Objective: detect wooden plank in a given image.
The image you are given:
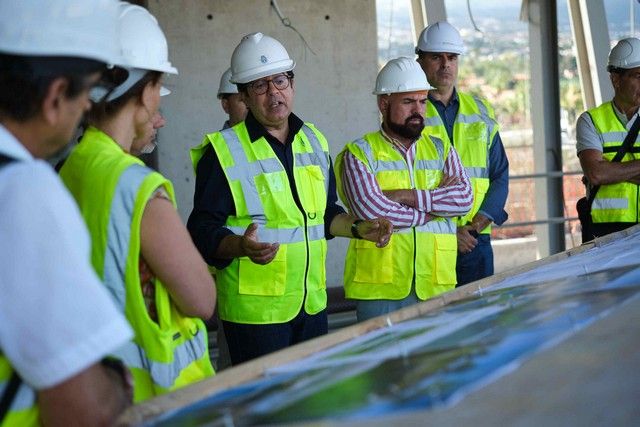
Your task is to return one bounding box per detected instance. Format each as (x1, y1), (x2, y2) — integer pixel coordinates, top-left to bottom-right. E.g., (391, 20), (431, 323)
(117, 224), (640, 426)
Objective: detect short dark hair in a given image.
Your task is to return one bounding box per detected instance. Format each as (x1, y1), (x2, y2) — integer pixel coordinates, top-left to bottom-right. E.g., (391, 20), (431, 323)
(87, 71), (162, 124)
(237, 71), (294, 93)
(608, 66), (629, 75)
(0, 54), (105, 122)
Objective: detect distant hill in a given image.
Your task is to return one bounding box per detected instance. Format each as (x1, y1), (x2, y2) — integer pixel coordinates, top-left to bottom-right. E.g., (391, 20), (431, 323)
(378, 0), (637, 39)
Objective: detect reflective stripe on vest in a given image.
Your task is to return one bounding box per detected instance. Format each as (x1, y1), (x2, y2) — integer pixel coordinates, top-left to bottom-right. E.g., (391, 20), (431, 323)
(104, 164), (148, 308)
(425, 92), (495, 231)
(592, 198), (628, 210)
(587, 102), (640, 224)
(336, 131), (457, 301)
(225, 223), (325, 243)
(115, 328), (207, 389)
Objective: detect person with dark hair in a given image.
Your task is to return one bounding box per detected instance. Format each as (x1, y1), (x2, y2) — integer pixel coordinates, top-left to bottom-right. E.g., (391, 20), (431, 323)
(0, 1), (134, 425)
(217, 67), (248, 129)
(59, 3), (215, 402)
(188, 32), (392, 365)
(416, 21), (509, 287)
(335, 58), (472, 322)
(577, 37), (640, 239)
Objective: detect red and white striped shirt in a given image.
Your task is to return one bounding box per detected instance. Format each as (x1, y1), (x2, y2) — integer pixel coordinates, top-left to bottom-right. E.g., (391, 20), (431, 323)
(341, 129), (472, 229)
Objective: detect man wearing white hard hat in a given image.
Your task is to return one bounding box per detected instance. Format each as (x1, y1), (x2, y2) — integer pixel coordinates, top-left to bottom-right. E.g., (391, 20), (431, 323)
(335, 57), (472, 322)
(217, 67), (248, 129)
(0, 0), (134, 424)
(576, 37), (640, 240)
(416, 21), (509, 287)
(188, 32), (392, 365)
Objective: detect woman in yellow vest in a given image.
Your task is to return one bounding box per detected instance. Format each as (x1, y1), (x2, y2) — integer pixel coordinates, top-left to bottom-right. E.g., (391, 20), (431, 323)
(59, 3), (215, 402)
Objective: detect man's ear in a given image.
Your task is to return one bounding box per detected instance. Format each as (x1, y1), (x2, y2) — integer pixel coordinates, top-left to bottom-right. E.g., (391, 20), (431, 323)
(610, 72), (620, 91)
(41, 77), (69, 125)
(239, 90), (251, 107)
(377, 95), (389, 116)
(140, 80), (158, 109)
(221, 98), (230, 114)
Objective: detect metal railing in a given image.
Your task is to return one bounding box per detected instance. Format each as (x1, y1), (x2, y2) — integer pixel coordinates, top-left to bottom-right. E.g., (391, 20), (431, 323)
(498, 170), (582, 228)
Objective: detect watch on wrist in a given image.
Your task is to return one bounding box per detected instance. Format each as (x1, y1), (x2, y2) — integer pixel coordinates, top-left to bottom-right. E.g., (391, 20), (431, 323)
(351, 219), (364, 239)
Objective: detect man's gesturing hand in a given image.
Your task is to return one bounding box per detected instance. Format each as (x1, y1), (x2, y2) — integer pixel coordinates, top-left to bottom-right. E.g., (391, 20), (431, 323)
(241, 223), (280, 264)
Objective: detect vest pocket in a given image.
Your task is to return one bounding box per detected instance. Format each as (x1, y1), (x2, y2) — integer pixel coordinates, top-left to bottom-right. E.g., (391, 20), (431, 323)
(297, 165), (327, 215)
(238, 246), (287, 296)
(353, 239), (393, 284)
(435, 234), (457, 286)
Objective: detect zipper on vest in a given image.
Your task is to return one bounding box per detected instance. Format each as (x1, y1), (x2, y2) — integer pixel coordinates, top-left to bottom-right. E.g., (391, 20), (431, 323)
(412, 227), (417, 292)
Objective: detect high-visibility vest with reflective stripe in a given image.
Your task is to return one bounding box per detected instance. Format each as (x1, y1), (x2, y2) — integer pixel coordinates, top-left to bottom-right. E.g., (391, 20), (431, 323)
(425, 91), (498, 232)
(334, 131), (458, 300)
(0, 356), (38, 426)
(60, 127), (213, 402)
(587, 102), (640, 224)
(191, 122), (329, 324)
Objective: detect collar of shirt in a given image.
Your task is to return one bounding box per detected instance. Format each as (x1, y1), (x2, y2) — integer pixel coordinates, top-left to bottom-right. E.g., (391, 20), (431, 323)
(611, 100), (639, 129)
(244, 110), (304, 146)
(0, 124), (33, 161)
(428, 87), (459, 109)
(379, 125), (413, 155)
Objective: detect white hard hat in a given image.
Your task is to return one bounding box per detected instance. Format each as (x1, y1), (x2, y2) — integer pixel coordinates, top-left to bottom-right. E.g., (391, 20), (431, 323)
(0, 0), (120, 65)
(229, 32), (295, 84)
(105, 2), (177, 101)
(374, 57), (434, 95)
(217, 68), (238, 98)
(608, 37), (640, 71)
(415, 21), (465, 55)
(116, 2), (177, 74)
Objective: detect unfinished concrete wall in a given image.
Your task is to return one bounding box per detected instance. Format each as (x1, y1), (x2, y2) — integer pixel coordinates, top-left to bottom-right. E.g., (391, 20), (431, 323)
(148, 0), (378, 286)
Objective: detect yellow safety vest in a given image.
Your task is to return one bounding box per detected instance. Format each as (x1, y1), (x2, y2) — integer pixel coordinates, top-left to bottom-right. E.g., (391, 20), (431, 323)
(587, 102), (640, 224)
(191, 122), (330, 324)
(0, 357), (38, 427)
(60, 127), (213, 402)
(334, 131), (458, 300)
(425, 91), (498, 233)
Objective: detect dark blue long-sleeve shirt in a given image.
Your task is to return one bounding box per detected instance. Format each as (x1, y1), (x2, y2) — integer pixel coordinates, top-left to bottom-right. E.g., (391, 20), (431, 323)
(428, 89), (509, 225)
(187, 111), (345, 269)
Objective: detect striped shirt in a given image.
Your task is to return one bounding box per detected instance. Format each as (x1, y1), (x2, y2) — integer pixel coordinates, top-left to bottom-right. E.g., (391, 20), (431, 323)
(341, 129), (473, 229)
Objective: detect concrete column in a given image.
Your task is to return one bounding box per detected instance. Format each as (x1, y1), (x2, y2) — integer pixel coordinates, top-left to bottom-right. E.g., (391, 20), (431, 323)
(567, 0), (612, 110)
(527, 0), (566, 257)
(423, 0), (447, 25)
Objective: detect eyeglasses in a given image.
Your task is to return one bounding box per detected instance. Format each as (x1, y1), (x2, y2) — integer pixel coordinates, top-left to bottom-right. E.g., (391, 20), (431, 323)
(248, 74), (291, 95)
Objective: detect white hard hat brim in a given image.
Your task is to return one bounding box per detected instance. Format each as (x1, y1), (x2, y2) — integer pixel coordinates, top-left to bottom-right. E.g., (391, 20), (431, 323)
(229, 60), (295, 84)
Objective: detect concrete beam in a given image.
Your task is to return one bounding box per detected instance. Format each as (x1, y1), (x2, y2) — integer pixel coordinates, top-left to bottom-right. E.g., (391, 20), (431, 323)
(423, 0), (447, 25)
(410, 0), (427, 44)
(567, 0), (612, 110)
(527, 0), (566, 257)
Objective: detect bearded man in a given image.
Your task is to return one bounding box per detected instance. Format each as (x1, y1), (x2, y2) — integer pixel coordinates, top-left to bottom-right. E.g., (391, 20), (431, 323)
(335, 57), (472, 322)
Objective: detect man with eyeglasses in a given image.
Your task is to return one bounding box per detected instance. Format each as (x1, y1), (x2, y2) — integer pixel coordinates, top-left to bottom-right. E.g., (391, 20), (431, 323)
(0, 1), (134, 425)
(188, 32), (392, 365)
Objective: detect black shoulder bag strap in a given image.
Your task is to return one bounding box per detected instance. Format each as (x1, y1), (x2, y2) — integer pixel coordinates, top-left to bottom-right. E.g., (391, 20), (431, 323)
(0, 153), (17, 168)
(0, 370), (22, 421)
(587, 114), (640, 207)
